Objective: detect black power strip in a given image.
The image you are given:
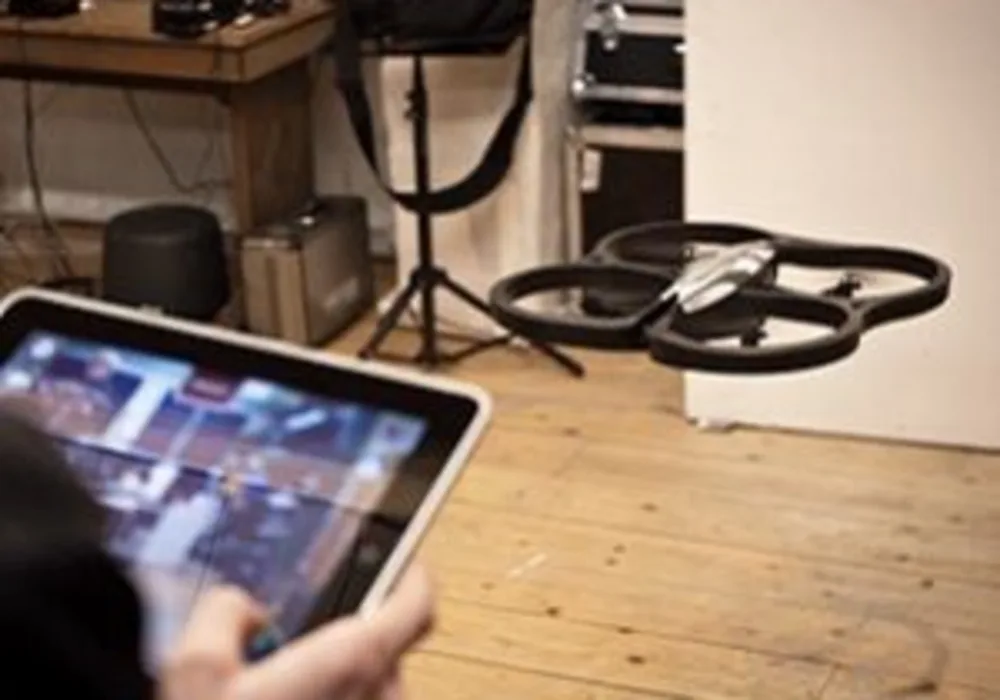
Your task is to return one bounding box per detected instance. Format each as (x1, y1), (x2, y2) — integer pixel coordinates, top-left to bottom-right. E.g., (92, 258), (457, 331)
(151, 0), (290, 40)
(4, 0), (80, 18)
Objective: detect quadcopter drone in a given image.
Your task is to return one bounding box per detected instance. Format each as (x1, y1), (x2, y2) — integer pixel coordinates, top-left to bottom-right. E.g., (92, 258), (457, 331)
(488, 222), (951, 374)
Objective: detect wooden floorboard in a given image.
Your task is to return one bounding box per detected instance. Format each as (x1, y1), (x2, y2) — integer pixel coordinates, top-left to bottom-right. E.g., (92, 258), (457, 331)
(327, 309), (1000, 699)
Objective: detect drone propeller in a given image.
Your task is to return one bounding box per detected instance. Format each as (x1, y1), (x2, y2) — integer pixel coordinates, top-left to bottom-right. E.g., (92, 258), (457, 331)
(774, 264), (928, 301)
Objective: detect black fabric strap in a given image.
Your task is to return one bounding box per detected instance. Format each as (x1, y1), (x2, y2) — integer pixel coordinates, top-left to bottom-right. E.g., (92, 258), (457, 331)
(333, 5), (533, 215)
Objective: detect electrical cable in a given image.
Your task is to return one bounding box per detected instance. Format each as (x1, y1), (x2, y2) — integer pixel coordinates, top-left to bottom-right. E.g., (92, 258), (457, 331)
(121, 27), (231, 200)
(17, 21), (74, 282)
(0, 220), (39, 282)
(0, 245), (12, 292)
(121, 91), (231, 198)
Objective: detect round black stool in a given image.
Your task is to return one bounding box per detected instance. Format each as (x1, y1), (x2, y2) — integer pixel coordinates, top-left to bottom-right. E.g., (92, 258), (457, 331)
(102, 204), (230, 321)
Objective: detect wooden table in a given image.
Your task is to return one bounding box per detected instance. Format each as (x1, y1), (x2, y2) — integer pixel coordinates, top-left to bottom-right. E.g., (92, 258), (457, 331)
(0, 0), (336, 233)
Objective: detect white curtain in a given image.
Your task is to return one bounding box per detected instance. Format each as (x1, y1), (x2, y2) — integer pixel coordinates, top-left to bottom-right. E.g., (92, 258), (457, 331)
(376, 2), (578, 334)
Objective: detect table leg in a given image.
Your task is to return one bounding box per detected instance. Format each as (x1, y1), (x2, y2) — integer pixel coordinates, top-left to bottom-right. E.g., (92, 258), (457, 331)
(226, 58), (315, 233)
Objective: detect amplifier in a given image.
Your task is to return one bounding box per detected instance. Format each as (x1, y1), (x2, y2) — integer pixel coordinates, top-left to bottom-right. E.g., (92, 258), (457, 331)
(240, 198), (375, 347)
(572, 1), (685, 126)
(565, 124), (684, 256)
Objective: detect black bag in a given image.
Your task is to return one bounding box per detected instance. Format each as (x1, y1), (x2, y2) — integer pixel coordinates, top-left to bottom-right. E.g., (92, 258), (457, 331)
(345, 0), (531, 44)
(333, 0), (535, 214)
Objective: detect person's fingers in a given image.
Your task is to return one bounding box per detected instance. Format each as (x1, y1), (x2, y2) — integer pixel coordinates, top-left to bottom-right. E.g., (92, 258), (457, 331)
(378, 665), (405, 700)
(232, 566), (434, 700)
(165, 585), (267, 679)
(360, 564), (436, 655)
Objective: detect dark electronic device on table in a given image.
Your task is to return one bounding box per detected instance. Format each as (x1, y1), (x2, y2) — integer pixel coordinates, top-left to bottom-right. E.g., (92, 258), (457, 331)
(151, 0), (243, 38)
(490, 222), (951, 374)
(2, 0), (80, 17)
(0, 288), (490, 668)
(2, 0), (79, 18)
(151, 0), (289, 39)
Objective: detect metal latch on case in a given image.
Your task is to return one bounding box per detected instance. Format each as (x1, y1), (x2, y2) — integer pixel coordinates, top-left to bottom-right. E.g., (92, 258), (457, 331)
(595, 0), (628, 50)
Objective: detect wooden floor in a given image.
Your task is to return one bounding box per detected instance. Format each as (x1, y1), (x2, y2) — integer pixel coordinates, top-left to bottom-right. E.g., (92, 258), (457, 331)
(14, 222), (997, 698)
(330, 315), (1000, 700)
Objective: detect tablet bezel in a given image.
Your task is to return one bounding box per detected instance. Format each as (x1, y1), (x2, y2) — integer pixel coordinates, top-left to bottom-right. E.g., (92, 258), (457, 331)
(0, 287), (491, 636)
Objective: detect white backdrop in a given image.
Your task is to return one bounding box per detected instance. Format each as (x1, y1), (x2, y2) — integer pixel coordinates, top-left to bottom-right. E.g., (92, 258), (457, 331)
(377, 1), (577, 334)
(685, 0), (1000, 450)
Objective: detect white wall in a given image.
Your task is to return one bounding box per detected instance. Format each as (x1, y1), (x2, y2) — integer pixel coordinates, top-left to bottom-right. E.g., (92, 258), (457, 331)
(685, 0), (1000, 449)
(0, 56), (396, 253)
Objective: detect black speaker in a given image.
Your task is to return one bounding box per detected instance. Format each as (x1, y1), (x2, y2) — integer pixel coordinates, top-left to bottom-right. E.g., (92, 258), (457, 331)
(102, 204), (230, 321)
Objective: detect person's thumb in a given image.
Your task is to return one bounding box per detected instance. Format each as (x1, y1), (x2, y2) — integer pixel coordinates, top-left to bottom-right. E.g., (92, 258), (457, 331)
(163, 586), (267, 684)
(231, 567), (435, 700)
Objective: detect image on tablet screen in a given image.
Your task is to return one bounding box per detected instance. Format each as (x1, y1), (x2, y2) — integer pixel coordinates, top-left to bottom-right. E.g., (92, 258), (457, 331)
(0, 331), (428, 664)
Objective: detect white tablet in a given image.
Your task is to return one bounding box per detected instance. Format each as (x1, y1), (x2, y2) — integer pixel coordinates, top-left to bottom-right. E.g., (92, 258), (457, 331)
(0, 288), (491, 665)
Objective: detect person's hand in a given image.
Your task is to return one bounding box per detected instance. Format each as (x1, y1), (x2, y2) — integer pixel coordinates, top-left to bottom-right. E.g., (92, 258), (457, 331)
(159, 565), (435, 700)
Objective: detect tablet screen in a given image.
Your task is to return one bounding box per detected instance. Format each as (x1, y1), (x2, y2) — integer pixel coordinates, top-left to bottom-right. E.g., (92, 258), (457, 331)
(0, 320), (466, 666)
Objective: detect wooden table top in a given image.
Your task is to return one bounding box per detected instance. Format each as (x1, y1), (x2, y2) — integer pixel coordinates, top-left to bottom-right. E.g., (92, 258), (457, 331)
(0, 0), (336, 84)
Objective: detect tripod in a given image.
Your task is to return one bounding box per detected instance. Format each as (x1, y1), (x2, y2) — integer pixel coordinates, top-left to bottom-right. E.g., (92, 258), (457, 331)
(359, 55), (584, 377)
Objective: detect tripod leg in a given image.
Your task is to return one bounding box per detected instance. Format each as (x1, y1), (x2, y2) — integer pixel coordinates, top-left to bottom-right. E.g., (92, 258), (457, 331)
(438, 274), (586, 378)
(359, 277), (421, 359)
(410, 55), (439, 367)
(415, 247), (438, 366)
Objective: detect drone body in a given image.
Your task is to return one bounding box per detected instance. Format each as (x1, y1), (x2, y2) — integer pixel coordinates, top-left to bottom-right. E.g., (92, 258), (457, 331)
(489, 222), (951, 374)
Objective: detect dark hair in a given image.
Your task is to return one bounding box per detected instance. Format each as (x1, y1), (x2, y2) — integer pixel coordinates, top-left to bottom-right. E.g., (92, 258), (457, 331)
(0, 408), (152, 699)
(0, 408), (105, 559)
